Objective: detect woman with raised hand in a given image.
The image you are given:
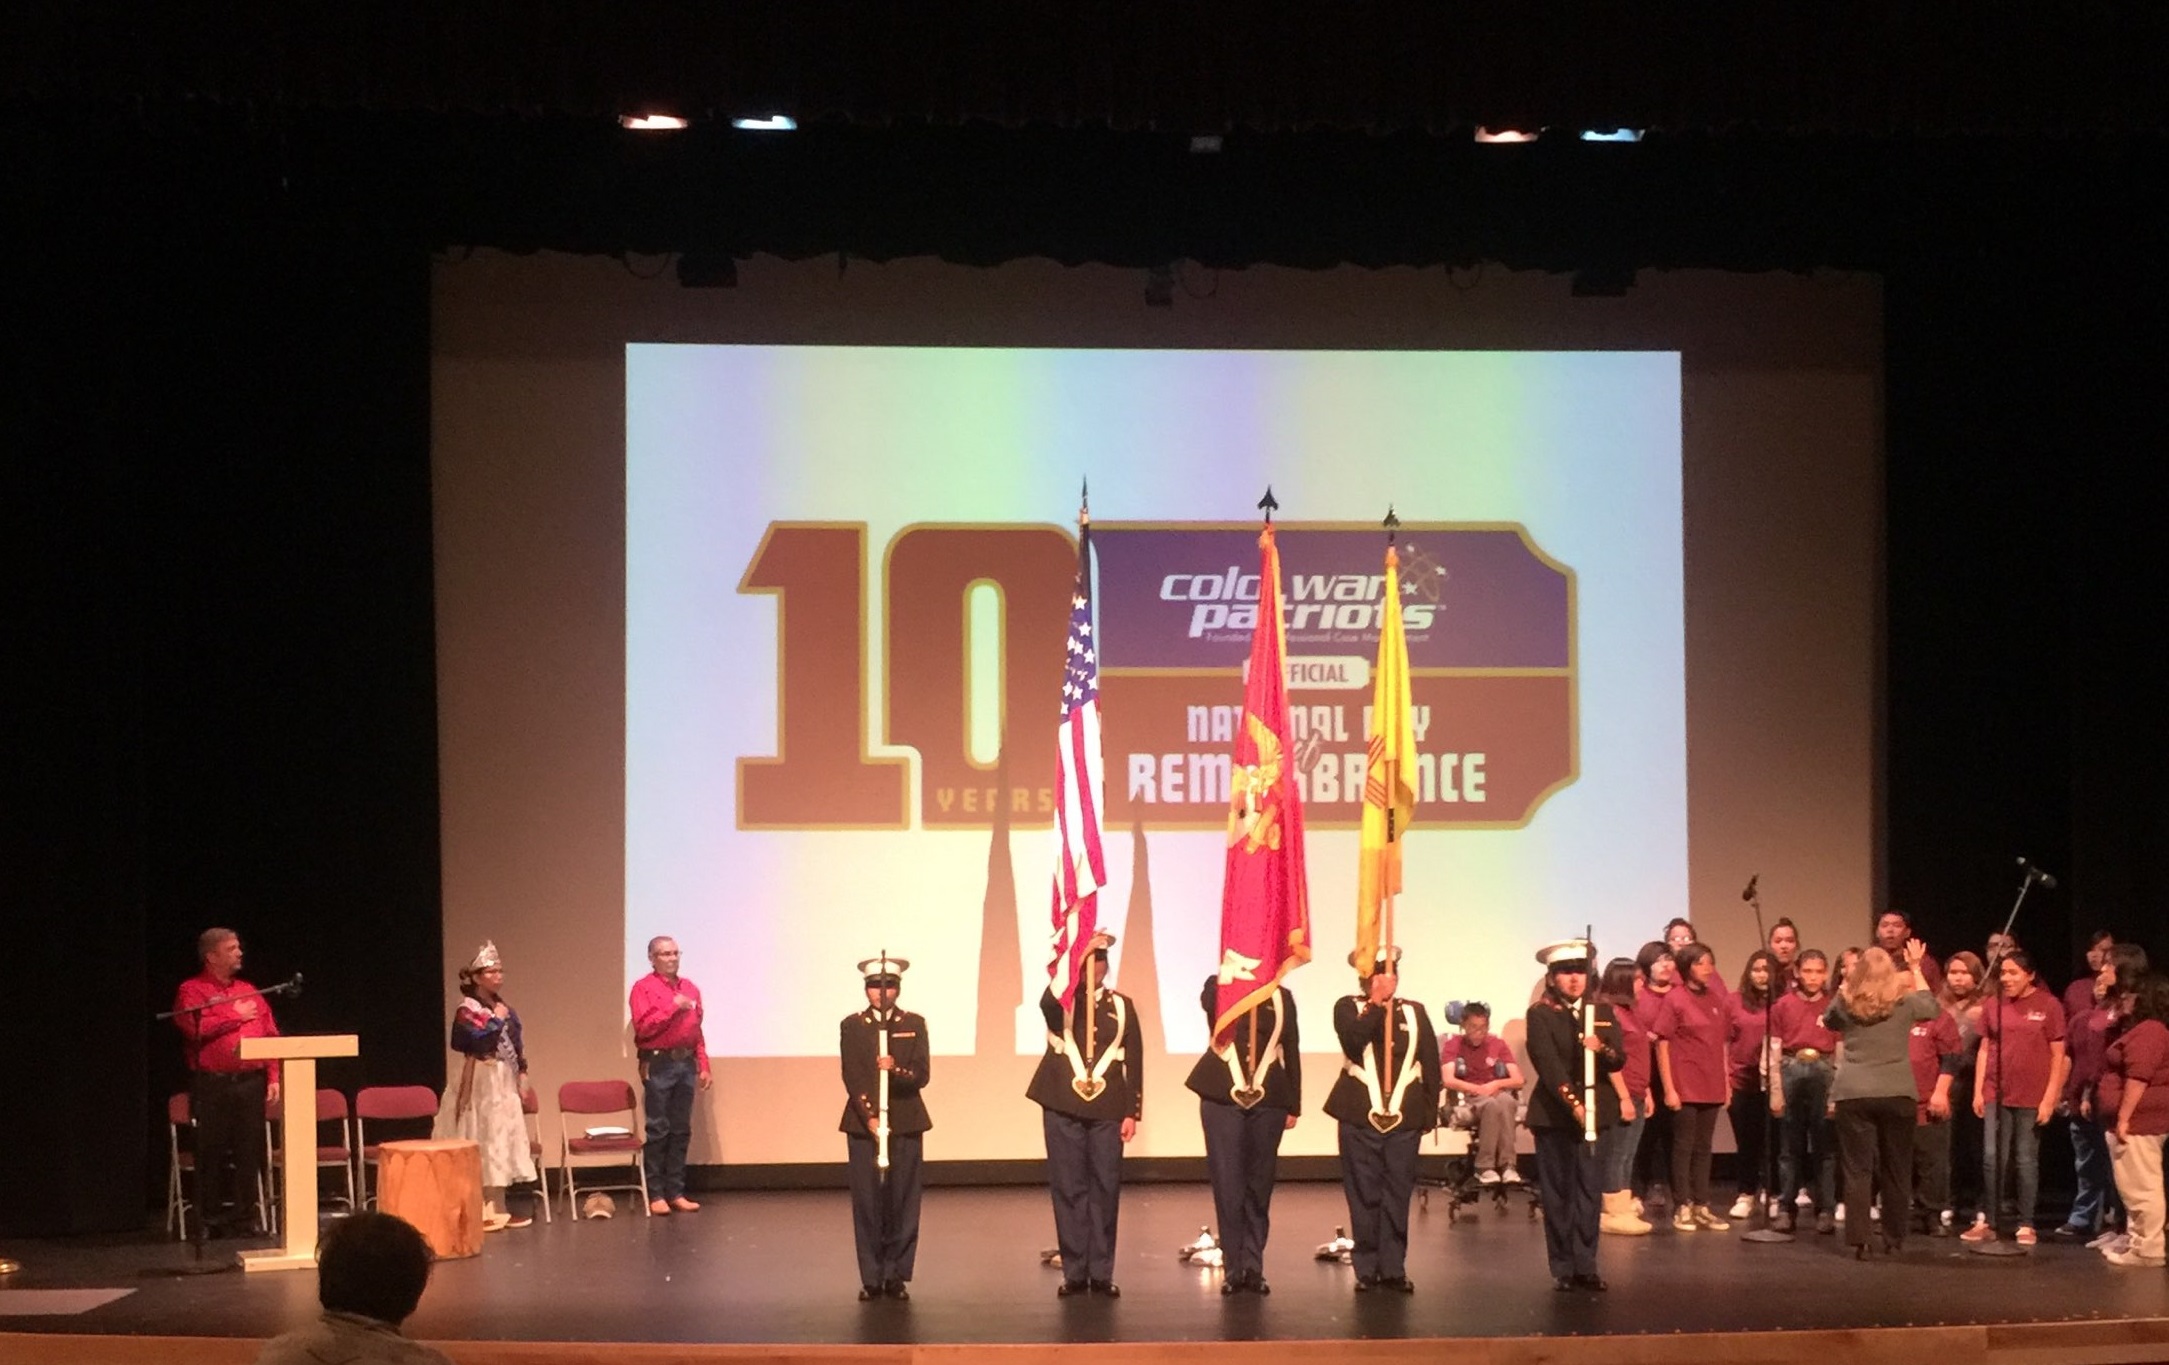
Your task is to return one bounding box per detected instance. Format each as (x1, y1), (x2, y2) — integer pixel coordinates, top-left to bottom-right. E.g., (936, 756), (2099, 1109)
(1960, 949), (2068, 1247)
(1654, 943), (1734, 1231)
(1825, 940), (1938, 1258)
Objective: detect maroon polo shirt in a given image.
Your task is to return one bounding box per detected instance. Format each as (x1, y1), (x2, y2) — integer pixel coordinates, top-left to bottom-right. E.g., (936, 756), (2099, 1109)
(2064, 1007), (2112, 1108)
(1728, 1006), (1772, 1091)
(1614, 998), (1652, 1101)
(1907, 1009), (1962, 1122)
(1771, 989), (1841, 1055)
(1440, 1033), (1515, 1086)
(2099, 1019), (2169, 1137)
(1655, 984), (1734, 1105)
(1978, 985), (2066, 1108)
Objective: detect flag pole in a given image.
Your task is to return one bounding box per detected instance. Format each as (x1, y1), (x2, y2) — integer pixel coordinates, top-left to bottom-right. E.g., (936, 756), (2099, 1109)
(1246, 485), (1280, 1073)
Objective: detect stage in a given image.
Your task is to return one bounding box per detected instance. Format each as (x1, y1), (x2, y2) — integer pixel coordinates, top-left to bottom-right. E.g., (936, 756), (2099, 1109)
(4, 1183), (2167, 1364)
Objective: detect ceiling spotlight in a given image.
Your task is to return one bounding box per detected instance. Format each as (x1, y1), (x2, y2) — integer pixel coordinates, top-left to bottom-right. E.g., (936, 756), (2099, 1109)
(1473, 128), (1539, 144)
(1579, 129), (1645, 143)
(619, 113), (689, 131)
(731, 115), (798, 131)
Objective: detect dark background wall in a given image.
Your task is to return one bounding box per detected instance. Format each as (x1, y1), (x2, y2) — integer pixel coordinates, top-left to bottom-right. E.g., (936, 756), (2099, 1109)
(4, 106), (2164, 1234)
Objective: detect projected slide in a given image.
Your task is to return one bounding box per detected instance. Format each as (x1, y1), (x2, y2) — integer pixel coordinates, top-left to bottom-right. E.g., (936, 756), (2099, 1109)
(626, 346), (1684, 1060)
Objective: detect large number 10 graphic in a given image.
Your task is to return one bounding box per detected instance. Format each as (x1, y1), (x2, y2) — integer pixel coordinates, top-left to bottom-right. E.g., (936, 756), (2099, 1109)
(735, 523), (1078, 830)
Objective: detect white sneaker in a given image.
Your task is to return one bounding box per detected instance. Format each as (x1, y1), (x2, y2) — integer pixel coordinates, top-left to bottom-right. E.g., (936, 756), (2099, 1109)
(1728, 1195), (1755, 1221)
(1477, 1168), (1501, 1185)
(2104, 1247), (2167, 1268)
(1502, 1167), (1523, 1184)
(1835, 1205), (1847, 1224)
(1795, 1190), (1814, 1209)
(2100, 1234), (2133, 1257)
(2087, 1229), (2120, 1250)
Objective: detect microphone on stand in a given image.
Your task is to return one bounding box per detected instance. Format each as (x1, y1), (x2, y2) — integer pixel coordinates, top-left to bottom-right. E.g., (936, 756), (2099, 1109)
(1741, 874), (1759, 903)
(2016, 857), (2059, 890)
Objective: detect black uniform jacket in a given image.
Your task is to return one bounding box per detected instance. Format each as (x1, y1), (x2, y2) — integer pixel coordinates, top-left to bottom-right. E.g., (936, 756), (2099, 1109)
(1185, 975), (1302, 1113)
(838, 1008), (932, 1136)
(1523, 995), (1624, 1132)
(1026, 986), (1144, 1122)
(1323, 995), (1442, 1131)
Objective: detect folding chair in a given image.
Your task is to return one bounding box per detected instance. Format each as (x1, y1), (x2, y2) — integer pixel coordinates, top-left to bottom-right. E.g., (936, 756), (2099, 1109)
(165, 1091), (269, 1241)
(354, 1084), (440, 1206)
(521, 1083), (553, 1223)
(558, 1079), (648, 1219)
(265, 1087), (358, 1224)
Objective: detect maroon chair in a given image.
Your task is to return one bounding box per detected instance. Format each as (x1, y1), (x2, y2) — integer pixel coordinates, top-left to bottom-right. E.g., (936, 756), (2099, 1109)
(558, 1079), (649, 1219)
(165, 1091), (268, 1241)
(265, 1087), (358, 1221)
(354, 1084), (440, 1206)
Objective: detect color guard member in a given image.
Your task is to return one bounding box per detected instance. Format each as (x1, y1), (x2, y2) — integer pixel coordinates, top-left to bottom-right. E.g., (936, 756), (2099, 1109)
(1325, 946), (1441, 1293)
(1028, 930), (1143, 1298)
(1187, 973), (1301, 1294)
(840, 953), (930, 1301)
(1526, 939), (1625, 1291)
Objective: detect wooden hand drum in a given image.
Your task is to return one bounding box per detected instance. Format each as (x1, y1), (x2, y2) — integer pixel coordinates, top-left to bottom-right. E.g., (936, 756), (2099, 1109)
(378, 1138), (484, 1259)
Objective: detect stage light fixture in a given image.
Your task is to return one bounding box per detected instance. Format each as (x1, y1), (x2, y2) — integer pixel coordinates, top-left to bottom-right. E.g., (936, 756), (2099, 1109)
(731, 115), (798, 131)
(1474, 128), (1539, 144)
(1144, 264), (1176, 308)
(619, 113), (690, 131)
(676, 253), (739, 289)
(1580, 129), (1646, 143)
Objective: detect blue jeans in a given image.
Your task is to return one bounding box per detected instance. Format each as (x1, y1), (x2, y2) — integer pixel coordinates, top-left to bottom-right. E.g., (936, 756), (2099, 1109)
(1983, 1104), (2042, 1230)
(642, 1055), (699, 1200)
(1597, 1103), (1647, 1192)
(1779, 1059), (1837, 1213)
(2067, 1113), (2122, 1231)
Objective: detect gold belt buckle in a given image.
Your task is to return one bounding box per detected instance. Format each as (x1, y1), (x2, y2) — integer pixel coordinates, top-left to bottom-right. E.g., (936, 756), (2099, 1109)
(1793, 1048), (1822, 1063)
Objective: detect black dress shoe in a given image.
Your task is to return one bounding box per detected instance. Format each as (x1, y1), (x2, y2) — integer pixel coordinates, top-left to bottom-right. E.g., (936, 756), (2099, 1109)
(2047, 1224), (2088, 1244)
(1354, 1275), (1378, 1292)
(1057, 1281), (1088, 1297)
(1253, 1276), (1270, 1296)
(1222, 1279), (1242, 1296)
(1554, 1276), (1577, 1292)
(1090, 1279), (1120, 1297)
(884, 1280), (910, 1301)
(1387, 1276), (1414, 1293)
(1573, 1273), (1609, 1292)
(859, 1285), (880, 1301)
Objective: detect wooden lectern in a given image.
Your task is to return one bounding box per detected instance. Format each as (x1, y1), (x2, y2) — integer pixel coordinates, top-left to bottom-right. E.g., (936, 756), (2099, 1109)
(238, 1033), (361, 1272)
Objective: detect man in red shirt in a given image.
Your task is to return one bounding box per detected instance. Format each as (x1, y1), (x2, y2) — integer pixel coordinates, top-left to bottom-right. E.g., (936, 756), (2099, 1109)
(1876, 911), (1943, 995)
(1439, 1002), (1524, 1183)
(630, 935), (711, 1215)
(172, 927), (282, 1236)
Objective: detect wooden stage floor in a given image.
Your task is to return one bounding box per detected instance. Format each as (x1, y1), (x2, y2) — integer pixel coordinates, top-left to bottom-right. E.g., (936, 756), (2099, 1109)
(4, 1183), (2166, 1363)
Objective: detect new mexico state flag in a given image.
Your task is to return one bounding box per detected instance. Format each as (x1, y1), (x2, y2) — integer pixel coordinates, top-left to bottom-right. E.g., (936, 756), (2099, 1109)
(1355, 541), (1418, 975)
(1211, 524), (1312, 1044)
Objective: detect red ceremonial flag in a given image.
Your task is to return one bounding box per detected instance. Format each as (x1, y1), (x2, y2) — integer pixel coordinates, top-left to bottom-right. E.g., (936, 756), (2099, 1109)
(1047, 517), (1106, 1011)
(1212, 522), (1312, 1044)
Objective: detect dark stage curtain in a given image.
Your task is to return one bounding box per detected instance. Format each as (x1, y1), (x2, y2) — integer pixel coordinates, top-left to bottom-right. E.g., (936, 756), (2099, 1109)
(4, 2), (2168, 136)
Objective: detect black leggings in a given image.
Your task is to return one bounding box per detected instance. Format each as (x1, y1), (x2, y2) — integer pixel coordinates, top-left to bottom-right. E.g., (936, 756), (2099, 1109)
(1728, 1089), (1774, 1196)
(1671, 1102), (1723, 1207)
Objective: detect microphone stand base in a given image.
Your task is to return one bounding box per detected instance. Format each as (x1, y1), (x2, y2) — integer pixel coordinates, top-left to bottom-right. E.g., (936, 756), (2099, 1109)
(0, 1257), (21, 1275)
(1740, 1229), (1795, 1244)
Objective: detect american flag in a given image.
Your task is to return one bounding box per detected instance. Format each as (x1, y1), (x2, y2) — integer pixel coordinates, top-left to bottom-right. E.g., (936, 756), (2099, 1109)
(1048, 523), (1106, 1011)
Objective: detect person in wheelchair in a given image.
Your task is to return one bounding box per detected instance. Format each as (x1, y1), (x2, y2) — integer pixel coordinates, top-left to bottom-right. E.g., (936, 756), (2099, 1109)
(1439, 1002), (1525, 1184)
